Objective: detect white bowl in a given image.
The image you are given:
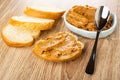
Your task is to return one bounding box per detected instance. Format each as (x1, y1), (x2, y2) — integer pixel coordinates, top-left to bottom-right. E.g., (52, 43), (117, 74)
(64, 12), (117, 39)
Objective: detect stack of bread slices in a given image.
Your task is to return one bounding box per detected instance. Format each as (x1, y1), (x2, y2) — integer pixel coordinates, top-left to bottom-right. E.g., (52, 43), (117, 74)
(1, 5), (65, 47)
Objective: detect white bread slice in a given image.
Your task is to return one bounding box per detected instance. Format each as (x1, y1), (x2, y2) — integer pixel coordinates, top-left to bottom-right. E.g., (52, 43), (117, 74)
(24, 5), (65, 19)
(9, 16), (55, 30)
(1, 24), (40, 47)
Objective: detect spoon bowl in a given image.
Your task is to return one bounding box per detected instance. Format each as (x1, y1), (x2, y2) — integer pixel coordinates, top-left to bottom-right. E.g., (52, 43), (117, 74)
(95, 6), (110, 30)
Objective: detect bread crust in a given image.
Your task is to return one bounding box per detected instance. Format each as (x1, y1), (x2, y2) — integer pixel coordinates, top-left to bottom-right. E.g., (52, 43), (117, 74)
(24, 6), (65, 20)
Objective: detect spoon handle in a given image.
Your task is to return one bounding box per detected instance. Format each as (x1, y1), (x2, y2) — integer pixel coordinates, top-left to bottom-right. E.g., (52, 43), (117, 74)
(85, 31), (100, 74)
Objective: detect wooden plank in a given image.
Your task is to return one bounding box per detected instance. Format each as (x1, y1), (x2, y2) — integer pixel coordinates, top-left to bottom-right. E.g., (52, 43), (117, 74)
(0, 0), (120, 80)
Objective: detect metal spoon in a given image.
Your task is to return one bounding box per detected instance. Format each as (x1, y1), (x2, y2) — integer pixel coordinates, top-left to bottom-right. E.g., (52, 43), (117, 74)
(85, 6), (110, 74)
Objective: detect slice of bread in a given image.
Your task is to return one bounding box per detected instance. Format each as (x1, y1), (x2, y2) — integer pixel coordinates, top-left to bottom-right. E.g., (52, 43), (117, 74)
(1, 24), (40, 47)
(34, 32), (84, 62)
(9, 16), (55, 30)
(29, 30), (40, 39)
(24, 5), (65, 20)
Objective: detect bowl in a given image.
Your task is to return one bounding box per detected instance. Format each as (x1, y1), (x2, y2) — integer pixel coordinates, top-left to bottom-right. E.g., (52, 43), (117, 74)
(64, 12), (117, 39)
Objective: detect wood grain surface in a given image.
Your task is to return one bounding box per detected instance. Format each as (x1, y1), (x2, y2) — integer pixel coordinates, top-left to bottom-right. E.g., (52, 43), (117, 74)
(0, 0), (120, 80)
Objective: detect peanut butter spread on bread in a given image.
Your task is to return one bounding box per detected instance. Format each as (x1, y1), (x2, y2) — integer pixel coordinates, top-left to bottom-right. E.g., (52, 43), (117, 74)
(34, 32), (84, 62)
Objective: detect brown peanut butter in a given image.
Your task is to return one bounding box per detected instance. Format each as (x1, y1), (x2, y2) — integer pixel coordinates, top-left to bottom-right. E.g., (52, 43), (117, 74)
(36, 32), (83, 58)
(66, 5), (113, 31)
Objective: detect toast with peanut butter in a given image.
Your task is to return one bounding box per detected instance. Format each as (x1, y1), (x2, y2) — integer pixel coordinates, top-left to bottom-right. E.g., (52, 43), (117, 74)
(34, 32), (84, 62)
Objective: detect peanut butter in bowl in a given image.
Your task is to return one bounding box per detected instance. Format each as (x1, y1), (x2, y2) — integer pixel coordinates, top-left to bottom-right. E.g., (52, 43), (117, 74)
(34, 32), (84, 62)
(66, 5), (113, 31)
(64, 5), (117, 38)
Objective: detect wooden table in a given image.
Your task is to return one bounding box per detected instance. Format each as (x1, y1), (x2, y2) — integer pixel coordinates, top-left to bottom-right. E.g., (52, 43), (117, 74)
(0, 0), (120, 80)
